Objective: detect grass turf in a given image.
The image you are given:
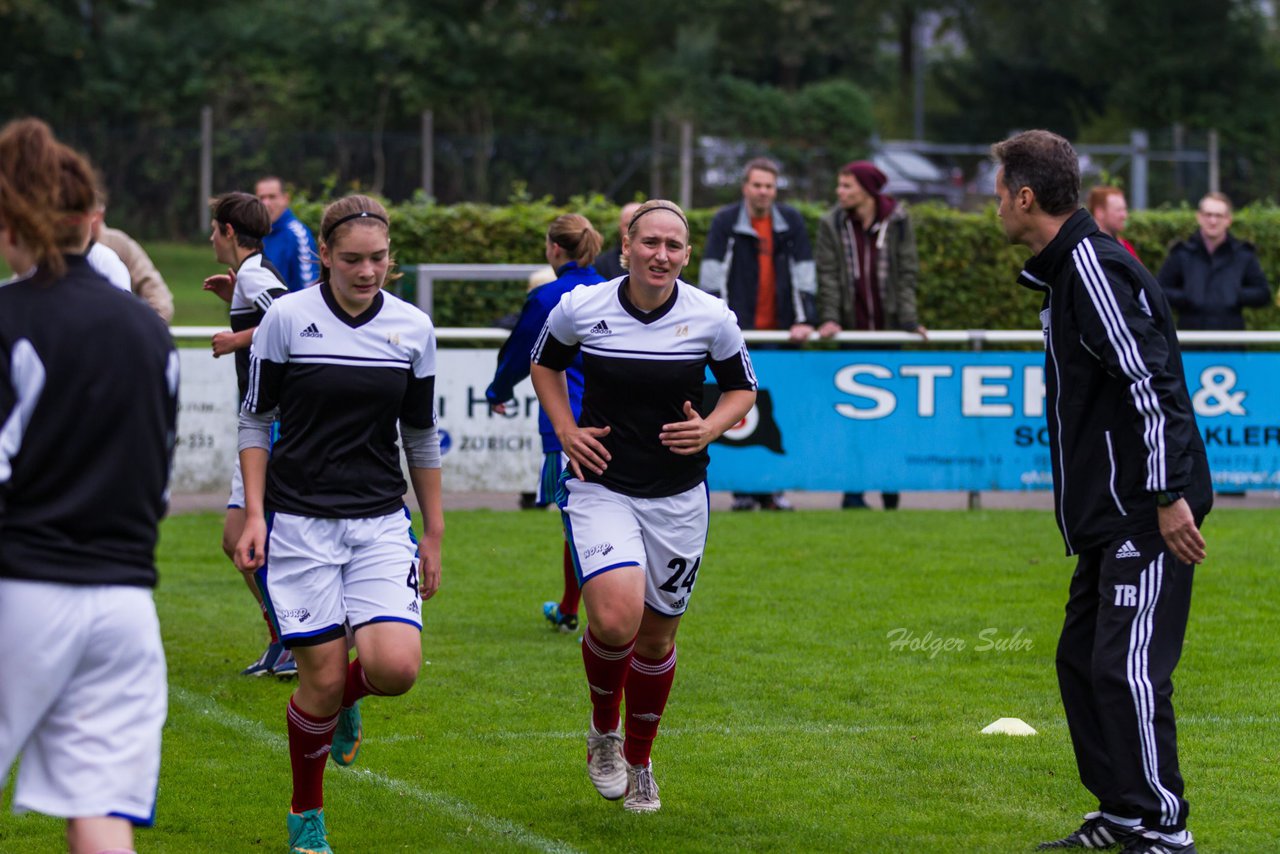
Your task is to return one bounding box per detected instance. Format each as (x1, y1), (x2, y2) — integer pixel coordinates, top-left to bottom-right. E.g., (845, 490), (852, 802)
(1, 508), (1276, 852)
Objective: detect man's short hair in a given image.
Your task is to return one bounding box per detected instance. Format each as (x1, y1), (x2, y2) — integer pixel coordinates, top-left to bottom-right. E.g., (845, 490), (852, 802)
(1087, 185), (1122, 215)
(1199, 191), (1233, 213)
(990, 130), (1080, 217)
(256, 175), (285, 192)
(742, 157), (780, 182)
(210, 191), (270, 249)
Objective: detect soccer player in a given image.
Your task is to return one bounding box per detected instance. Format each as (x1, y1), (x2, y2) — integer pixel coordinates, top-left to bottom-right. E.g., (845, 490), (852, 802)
(991, 130), (1210, 854)
(531, 200), (757, 813)
(485, 213), (606, 633)
(0, 117), (178, 854)
(234, 194), (443, 854)
(202, 191), (293, 677)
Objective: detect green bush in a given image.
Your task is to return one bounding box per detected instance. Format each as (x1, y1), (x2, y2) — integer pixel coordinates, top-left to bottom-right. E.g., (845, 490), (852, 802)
(294, 198), (1280, 330)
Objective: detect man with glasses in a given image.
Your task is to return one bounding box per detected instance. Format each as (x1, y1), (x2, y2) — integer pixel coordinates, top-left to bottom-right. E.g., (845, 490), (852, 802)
(1156, 192), (1271, 330)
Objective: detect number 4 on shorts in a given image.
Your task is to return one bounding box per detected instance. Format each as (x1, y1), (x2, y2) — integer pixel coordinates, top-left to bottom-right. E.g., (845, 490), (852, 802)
(659, 557), (700, 594)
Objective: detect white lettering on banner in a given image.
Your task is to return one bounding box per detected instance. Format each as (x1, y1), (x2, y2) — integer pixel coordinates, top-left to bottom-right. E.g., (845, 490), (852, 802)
(962, 366), (1014, 417)
(833, 363), (1047, 420)
(833, 364), (896, 419)
(899, 365), (952, 416)
(1192, 366), (1246, 417)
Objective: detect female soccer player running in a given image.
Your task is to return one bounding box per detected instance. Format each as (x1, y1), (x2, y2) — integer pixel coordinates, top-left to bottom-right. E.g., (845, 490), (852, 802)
(531, 200), (757, 812)
(485, 213), (606, 633)
(0, 118), (178, 854)
(235, 195), (443, 853)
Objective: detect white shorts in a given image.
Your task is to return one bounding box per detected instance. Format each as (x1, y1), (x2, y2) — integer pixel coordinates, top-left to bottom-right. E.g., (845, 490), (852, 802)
(227, 455), (244, 509)
(260, 508), (422, 647)
(0, 579), (167, 824)
(557, 478), (709, 616)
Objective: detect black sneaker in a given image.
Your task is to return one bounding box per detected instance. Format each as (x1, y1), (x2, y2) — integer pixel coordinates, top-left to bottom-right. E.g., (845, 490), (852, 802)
(1118, 832), (1197, 854)
(1037, 812), (1143, 849)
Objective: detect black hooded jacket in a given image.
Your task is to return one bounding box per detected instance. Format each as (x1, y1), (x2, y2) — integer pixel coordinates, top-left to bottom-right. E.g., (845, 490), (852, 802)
(1018, 210), (1212, 555)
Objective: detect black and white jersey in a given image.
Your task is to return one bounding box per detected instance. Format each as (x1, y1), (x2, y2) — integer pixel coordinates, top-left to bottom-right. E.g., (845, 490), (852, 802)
(0, 255), (179, 587)
(230, 253), (288, 403)
(533, 278), (756, 498)
(243, 282), (437, 519)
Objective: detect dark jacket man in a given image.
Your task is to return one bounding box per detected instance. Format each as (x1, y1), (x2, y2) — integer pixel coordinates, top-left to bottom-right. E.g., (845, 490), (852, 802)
(1019, 208), (1213, 554)
(1156, 232), (1271, 330)
(699, 201), (816, 330)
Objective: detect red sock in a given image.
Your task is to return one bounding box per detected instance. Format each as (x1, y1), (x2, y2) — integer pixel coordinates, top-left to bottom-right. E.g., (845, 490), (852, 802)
(287, 697), (338, 813)
(260, 601), (279, 643)
(558, 541), (581, 616)
(623, 646), (677, 766)
(582, 628), (635, 734)
(341, 658), (387, 710)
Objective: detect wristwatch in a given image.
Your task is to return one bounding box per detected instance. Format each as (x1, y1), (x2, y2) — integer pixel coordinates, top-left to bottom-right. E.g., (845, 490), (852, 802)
(1154, 490), (1184, 507)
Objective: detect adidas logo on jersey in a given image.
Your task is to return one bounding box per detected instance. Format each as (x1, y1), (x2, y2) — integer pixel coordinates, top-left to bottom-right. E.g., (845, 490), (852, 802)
(300, 323), (323, 338)
(590, 320), (612, 335)
(1115, 540), (1141, 559)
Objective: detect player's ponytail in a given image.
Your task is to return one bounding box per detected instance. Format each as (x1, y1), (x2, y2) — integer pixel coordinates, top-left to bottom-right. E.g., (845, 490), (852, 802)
(0, 118), (97, 278)
(547, 214), (603, 268)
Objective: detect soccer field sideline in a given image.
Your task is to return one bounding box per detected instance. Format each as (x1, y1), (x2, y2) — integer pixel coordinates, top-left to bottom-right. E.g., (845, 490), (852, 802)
(4, 508), (1277, 852)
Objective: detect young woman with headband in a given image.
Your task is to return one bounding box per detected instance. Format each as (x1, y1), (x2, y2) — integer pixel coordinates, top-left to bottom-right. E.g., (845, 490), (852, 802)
(234, 194), (443, 853)
(531, 199), (757, 812)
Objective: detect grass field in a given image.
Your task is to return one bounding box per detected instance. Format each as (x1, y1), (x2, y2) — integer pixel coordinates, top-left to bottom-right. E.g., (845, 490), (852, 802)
(1, 508), (1276, 853)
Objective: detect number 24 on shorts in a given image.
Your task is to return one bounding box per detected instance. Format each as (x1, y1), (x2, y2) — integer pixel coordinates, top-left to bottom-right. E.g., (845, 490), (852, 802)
(659, 557), (700, 593)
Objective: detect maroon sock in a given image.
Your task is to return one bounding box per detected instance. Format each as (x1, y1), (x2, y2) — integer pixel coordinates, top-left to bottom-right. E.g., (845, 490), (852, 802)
(341, 658), (387, 710)
(287, 697), (338, 812)
(260, 601), (279, 644)
(582, 628), (635, 733)
(559, 541), (581, 616)
(623, 646), (677, 766)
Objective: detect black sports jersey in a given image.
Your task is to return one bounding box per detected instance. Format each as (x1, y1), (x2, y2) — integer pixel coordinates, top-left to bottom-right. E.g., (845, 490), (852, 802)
(243, 281), (437, 518)
(230, 252), (288, 402)
(533, 279), (756, 498)
(0, 255), (178, 587)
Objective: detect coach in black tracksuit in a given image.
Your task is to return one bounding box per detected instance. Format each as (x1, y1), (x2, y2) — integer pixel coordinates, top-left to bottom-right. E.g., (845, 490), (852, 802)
(992, 131), (1210, 854)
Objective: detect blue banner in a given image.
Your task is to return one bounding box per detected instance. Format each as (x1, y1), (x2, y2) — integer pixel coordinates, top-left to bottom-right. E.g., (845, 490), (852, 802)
(706, 351), (1280, 492)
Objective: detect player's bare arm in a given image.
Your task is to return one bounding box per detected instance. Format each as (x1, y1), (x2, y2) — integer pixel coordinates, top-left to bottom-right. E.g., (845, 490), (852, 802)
(531, 362), (611, 477)
(410, 466), (443, 600)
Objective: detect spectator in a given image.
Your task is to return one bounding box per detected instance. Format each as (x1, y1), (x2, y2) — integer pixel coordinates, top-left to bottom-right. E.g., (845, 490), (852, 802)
(701, 157), (816, 512)
(595, 201), (643, 280)
(1156, 191), (1271, 331)
(93, 189), (176, 322)
(256, 175), (319, 292)
(814, 160), (927, 510)
(992, 129), (1209, 854)
(1087, 185), (1141, 261)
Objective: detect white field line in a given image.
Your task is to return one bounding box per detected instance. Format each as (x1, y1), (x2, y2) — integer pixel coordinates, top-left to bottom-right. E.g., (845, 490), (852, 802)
(170, 686), (584, 854)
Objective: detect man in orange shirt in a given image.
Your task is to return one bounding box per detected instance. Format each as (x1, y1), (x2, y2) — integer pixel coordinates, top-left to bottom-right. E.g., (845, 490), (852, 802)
(701, 157), (816, 511)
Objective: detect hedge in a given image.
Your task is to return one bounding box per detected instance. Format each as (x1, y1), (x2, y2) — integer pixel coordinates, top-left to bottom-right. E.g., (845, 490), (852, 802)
(294, 197), (1280, 332)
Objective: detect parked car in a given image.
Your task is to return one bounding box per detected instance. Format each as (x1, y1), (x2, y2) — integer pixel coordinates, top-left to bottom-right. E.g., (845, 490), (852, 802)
(873, 150), (965, 207)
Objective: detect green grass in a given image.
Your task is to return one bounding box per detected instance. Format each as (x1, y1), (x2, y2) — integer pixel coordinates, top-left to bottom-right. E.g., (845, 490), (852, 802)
(1, 509), (1276, 852)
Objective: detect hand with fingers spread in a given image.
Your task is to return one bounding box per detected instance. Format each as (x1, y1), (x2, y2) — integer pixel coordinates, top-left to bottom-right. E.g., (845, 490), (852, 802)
(559, 424), (612, 478)
(660, 401), (719, 456)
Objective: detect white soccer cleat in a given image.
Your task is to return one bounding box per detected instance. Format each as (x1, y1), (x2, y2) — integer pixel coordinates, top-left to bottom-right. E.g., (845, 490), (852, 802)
(585, 723), (627, 800)
(623, 761), (661, 813)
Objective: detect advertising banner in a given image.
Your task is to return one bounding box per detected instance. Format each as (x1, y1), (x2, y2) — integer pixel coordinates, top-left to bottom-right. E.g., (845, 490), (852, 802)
(172, 348), (1279, 494)
(707, 350), (1280, 492)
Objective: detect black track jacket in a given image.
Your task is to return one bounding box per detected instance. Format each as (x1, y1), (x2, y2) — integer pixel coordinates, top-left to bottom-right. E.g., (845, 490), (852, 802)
(1018, 210), (1212, 555)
